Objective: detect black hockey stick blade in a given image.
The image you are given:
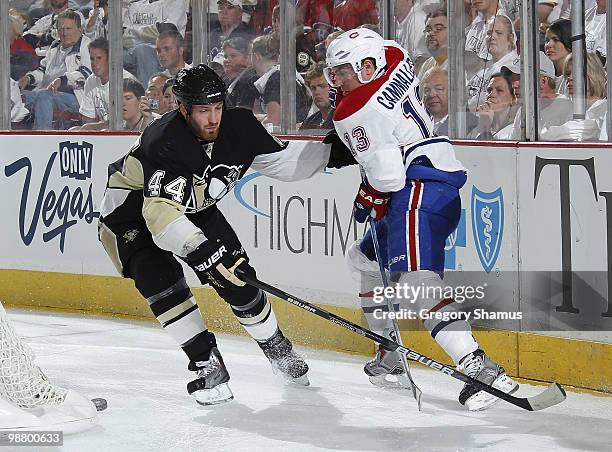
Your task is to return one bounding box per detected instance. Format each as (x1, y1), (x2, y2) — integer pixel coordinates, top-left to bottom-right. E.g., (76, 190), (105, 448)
(236, 270), (567, 412)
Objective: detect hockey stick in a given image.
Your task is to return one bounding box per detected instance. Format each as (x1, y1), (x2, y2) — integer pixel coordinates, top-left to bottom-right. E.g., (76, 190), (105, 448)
(235, 268), (567, 412)
(367, 217), (423, 409)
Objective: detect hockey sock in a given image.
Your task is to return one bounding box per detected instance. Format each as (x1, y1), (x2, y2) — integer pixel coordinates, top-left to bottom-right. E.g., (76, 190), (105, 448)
(145, 277), (216, 362)
(392, 270), (479, 364)
(231, 289), (279, 341)
(359, 271), (395, 335)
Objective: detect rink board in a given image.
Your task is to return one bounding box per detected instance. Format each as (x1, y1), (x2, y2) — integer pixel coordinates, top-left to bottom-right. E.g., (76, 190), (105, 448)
(0, 134), (611, 393)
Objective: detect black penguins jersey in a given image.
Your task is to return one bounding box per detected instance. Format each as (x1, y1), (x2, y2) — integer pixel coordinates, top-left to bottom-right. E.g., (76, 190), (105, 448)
(100, 108), (285, 232)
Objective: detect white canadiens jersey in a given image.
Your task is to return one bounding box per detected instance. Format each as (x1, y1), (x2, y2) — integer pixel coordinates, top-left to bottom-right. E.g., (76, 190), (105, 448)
(332, 41), (465, 193)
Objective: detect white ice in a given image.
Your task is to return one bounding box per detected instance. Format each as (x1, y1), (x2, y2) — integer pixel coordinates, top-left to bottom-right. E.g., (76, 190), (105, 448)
(5, 308), (612, 452)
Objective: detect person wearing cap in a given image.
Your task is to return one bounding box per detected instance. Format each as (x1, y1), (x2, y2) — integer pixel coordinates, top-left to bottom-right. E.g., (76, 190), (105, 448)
(209, 0), (254, 62)
(504, 52), (573, 140)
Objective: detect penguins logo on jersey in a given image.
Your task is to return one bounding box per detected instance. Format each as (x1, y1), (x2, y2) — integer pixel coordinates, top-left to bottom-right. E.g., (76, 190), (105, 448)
(186, 164), (245, 213)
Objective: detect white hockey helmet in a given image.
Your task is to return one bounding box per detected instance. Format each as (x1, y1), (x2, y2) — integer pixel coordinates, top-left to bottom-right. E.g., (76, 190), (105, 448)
(324, 28), (386, 87)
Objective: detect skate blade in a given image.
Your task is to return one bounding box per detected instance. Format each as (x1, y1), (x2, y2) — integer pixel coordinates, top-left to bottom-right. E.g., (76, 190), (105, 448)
(270, 366), (310, 386)
(193, 383), (234, 406)
(368, 373), (412, 391)
(466, 375), (519, 411)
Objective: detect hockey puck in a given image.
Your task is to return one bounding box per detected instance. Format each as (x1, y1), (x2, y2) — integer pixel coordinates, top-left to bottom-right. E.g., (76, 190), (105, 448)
(91, 397), (108, 411)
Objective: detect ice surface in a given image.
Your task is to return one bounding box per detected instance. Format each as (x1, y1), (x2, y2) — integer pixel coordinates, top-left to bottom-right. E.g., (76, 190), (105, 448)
(4, 308), (612, 452)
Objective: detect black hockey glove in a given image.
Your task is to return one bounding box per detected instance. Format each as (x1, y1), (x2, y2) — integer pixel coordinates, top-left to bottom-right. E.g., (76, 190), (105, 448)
(185, 239), (254, 289)
(323, 129), (358, 169)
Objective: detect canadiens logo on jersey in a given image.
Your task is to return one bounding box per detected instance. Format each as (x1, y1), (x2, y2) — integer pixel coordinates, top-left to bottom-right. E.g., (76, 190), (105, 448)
(187, 163), (244, 213)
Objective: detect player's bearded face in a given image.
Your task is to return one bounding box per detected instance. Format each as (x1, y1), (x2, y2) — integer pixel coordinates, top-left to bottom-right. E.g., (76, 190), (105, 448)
(183, 102), (224, 141)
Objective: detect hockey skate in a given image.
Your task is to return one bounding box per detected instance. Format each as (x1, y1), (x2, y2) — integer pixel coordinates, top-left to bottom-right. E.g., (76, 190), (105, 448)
(458, 349), (519, 411)
(258, 329), (310, 386)
(364, 330), (411, 390)
(187, 347), (234, 406)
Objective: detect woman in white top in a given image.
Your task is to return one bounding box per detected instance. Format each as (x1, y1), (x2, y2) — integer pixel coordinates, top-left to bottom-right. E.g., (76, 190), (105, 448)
(467, 14), (518, 111)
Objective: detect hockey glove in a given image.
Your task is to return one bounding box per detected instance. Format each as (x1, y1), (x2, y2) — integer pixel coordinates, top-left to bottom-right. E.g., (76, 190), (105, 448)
(353, 182), (391, 223)
(185, 238), (254, 289)
(323, 129), (358, 169)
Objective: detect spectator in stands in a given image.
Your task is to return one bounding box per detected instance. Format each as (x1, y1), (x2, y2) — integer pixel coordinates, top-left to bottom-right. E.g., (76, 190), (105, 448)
(418, 8), (448, 79)
(504, 52), (574, 139)
(23, 0), (86, 50)
(538, 1), (564, 37)
(224, 38), (259, 109)
(395, 0), (440, 69)
(70, 37), (135, 131)
(84, 0), (108, 40)
(222, 37), (249, 80)
(250, 34), (311, 127)
(10, 78), (30, 126)
(544, 19), (571, 79)
(141, 72), (170, 116)
(269, 4), (315, 74)
(71, 36), (110, 130)
(299, 62), (333, 131)
(160, 77), (177, 113)
(156, 30), (190, 77)
(18, 10), (91, 130)
(297, 0), (333, 28)
(585, 0), (606, 59)
(470, 72), (518, 140)
(333, 0), (379, 32)
(465, 0), (505, 61)
(422, 67), (478, 137)
(467, 14), (518, 110)
(9, 12), (38, 80)
(122, 78), (148, 131)
(540, 52), (608, 141)
(209, 0), (254, 62)
(123, 0), (189, 86)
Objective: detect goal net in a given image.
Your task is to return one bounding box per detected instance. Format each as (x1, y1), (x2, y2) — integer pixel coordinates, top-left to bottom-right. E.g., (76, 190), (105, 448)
(0, 302), (98, 432)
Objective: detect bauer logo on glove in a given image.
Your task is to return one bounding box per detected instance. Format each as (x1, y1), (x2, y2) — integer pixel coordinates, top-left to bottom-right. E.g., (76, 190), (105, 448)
(353, 182), (391, 223)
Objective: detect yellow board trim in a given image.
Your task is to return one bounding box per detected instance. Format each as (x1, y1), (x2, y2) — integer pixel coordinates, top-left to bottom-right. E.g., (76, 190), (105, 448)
(0, 270), (610, 394)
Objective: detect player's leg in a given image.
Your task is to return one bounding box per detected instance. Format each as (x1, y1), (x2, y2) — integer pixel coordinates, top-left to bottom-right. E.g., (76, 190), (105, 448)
(98, 221), (232, 405)
(347, 220), (407, 388)
(194, 208), (309, 385)
(389, 180), (518, 410)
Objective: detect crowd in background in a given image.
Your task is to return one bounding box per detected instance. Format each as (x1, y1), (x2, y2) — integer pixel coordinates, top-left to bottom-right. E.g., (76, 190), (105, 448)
(5, 0), (609, 141)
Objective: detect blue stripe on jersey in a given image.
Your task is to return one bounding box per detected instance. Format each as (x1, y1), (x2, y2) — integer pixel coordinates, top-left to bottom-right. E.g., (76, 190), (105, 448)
(401, 95), (431, 140)
(402, 136), (452, 163)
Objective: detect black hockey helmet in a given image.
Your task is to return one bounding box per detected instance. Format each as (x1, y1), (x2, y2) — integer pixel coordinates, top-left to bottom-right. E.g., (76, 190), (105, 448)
(173, 64), (227, 110)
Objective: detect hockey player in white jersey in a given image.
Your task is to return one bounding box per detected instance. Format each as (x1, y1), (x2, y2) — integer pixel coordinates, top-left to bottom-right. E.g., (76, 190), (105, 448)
(324, 28), (518, 411)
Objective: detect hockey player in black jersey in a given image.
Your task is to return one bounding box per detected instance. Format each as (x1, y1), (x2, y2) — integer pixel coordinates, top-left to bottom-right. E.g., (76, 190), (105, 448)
(98, 64), (344, 405)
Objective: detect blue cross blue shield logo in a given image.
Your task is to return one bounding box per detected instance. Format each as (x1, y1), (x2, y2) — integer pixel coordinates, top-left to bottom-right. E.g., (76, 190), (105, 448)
(444, 209), (466, 270)
(471, 186), (504, 273)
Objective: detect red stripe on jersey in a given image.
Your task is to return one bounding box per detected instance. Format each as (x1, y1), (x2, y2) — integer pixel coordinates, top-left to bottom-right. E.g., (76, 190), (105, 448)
(359, 291), (375, 297)
(429, 298), (455, 313)
(333, 45), (406, 121)
(408, 181), (423, 271)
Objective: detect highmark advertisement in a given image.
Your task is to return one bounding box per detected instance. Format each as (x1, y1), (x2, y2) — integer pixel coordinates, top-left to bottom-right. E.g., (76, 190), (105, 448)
(1, 135), (610, 340)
